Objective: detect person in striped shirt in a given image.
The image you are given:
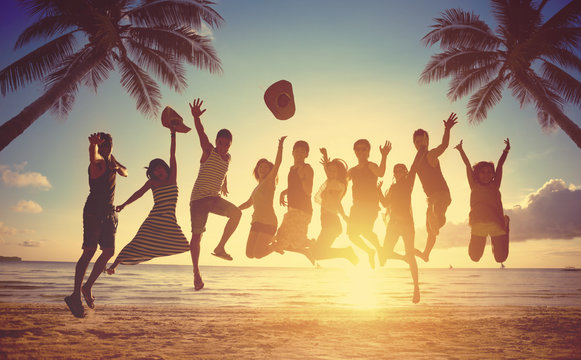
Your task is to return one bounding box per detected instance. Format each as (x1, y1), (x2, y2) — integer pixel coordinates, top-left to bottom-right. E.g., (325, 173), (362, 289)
(189, 98), (242, 291)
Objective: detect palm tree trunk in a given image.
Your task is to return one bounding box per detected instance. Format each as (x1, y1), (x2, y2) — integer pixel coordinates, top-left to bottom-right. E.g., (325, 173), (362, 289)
(552, 115), (581, 149)
(0, 54), (106, 152)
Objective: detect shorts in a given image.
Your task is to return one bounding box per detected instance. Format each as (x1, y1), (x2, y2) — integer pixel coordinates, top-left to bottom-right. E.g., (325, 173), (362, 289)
(190, 196), (238, 234)
(250, 222), (277, 237)
(83, 210), (117, 249)
(347, 205), (378, 236)
(471, 221), (507, 237)
(426, 191), (451, 235)
(275, 207), (312, 250)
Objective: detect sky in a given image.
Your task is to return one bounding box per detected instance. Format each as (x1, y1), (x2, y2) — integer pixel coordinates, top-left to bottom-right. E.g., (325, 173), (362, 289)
(0, 0), (580, 270)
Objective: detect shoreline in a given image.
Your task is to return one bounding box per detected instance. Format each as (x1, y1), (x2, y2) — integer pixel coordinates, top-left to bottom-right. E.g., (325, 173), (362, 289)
(1, 303), (580, 359)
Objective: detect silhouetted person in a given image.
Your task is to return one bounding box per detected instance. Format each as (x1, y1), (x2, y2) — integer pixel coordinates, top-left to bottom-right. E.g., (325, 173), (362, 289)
(312, 148), (358, 265)
(189, 98), (241, 290)
(413, 113), (457, 262)
(274, 140), (314, 263)
(454, 138), (511, 264)
(107, 123), (189, 274)
(379, 148), (426, 304)
(347, 139), (391, 268)
(65, 132), (127, 317)
(239, 136), (287, 259)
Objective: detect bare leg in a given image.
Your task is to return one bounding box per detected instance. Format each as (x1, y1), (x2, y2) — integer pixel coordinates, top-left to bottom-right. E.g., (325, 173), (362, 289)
(71, 248), (96, 301)
(214, 207), (241, 254)
(190, 234), (204, 290)
(81, 248), (114, 309)
(349, 234), (376, 269)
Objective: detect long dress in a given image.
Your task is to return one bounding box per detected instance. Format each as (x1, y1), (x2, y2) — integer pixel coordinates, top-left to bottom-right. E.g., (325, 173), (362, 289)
(115, 184), (189, 265)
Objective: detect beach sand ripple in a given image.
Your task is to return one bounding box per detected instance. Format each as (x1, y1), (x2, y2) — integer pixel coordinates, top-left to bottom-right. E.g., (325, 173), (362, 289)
(1, 304), (580, 359)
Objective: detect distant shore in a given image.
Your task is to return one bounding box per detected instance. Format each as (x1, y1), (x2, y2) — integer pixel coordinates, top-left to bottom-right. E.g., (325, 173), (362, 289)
(0, 303), (579, 359)
(0, 256), (22, 262)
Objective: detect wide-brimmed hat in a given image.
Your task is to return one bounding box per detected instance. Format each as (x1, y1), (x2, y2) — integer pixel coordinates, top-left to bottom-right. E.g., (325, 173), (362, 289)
(264, 80), (295, 120)
(161, 106), (191, 133)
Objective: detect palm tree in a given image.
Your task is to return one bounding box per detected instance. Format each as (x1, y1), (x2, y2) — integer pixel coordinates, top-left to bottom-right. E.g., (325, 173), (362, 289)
(420, 0), (581, 149)
(0, 0), (223, 152)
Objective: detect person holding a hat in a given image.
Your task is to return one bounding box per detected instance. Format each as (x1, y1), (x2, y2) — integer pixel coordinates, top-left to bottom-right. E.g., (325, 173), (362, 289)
(188, 98), (242, 291)
(106, 111), (190, 276)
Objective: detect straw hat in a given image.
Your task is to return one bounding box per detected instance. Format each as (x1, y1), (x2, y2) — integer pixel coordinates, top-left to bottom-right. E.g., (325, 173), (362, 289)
(264, 80), (295, 120)
(161, 106), (191, 133)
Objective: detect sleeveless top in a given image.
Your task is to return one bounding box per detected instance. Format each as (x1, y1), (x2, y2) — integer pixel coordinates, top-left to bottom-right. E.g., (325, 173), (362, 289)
(190, 148), (229, 202)
(251, 177), (277, 226)
(287, 165), (312, 214)
(469, 182), (504, 226)
(386, 180), (413, 223)
(84, 159), (116, 214)
(350, 163), (379, 210)
(416, 155), (449, 197)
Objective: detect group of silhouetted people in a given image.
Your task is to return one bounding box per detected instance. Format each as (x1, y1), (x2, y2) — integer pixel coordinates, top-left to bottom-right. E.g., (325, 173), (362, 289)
(65, 99), (511, 317)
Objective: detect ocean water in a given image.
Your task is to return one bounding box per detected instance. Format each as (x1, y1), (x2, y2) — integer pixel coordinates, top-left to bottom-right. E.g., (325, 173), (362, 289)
(1, 262), (580, 308)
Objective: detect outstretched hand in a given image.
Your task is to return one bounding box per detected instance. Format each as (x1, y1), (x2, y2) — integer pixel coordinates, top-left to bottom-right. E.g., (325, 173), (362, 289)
(279, 136), (287, 146)
(115, 204), (125, 212)
(319, 147), (329, 165)
(504, 138), (511, 151)
(454, 139), (463, 151)
(380, 141), (392, 157)
(88, 133), (104, 145)
(444, 113), (458, 130)
(189, 98), (206, 118)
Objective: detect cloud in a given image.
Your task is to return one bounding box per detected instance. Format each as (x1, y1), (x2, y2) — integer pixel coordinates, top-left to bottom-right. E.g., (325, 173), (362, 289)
(434, 179), (581, 249)
(505, 179), (581, 241)
(19, 240), (42, 247)
(0, 222), (17, 242)
(1, 162), (51, 190)
(12, 200), (43, 213)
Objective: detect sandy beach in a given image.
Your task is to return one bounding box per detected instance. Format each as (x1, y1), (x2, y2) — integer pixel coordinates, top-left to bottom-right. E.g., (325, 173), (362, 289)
(0, 304), (579, 359)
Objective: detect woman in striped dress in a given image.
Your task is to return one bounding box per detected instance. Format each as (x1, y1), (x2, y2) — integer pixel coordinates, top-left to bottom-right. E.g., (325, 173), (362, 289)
(106, 127), (189, 274)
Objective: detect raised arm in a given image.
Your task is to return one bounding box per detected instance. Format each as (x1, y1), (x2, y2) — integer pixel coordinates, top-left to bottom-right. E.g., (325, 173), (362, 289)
(189, 98), (212, 154)
(169, 130), (177, 183)
(454, 140), (474, 187)
(375, 140), (392, 177)
(88, 133), (105, 178)
(268, 136), (287, 180)
(495, 138), (510, 186)
(319, 147), (330, 176)
(430, 113), (458, 160)
(109, 154), (128, 177)
(115, 181), (152, 212)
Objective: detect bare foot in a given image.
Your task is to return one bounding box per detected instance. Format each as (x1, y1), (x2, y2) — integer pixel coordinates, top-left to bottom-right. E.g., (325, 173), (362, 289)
(413, 286), (420, 304)
(106, 267), (116, 275)
(415, 249), (429, 262)
(81, 285), (95, 309)
(194, 273), (204, 291)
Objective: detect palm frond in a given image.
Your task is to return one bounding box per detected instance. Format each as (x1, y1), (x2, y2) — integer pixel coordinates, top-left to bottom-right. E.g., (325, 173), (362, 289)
(19, 0), (61, 18)
(467, 77), (506, 123)
(126, 0), (224, 30)
(82, 56), (114, 93)
(49, 85), (78, 120)
(420, 48), (500, 84)
(0, 32), (76, 96)
(128, 26), (222, 73)
(422, 8), (500, 50)
(447, 62), (502, 102)
(542, 48), (581, 74)
(126, 39), (187, 92)
(491, 0), (542, 43)
(510, 69), (566, 129)
(539, 0), (581, 30)
(14, 15), (76, 49)
(43, 46), (92, 89)
(541, 61), (581, 105)
(117, 57), (161, 117)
